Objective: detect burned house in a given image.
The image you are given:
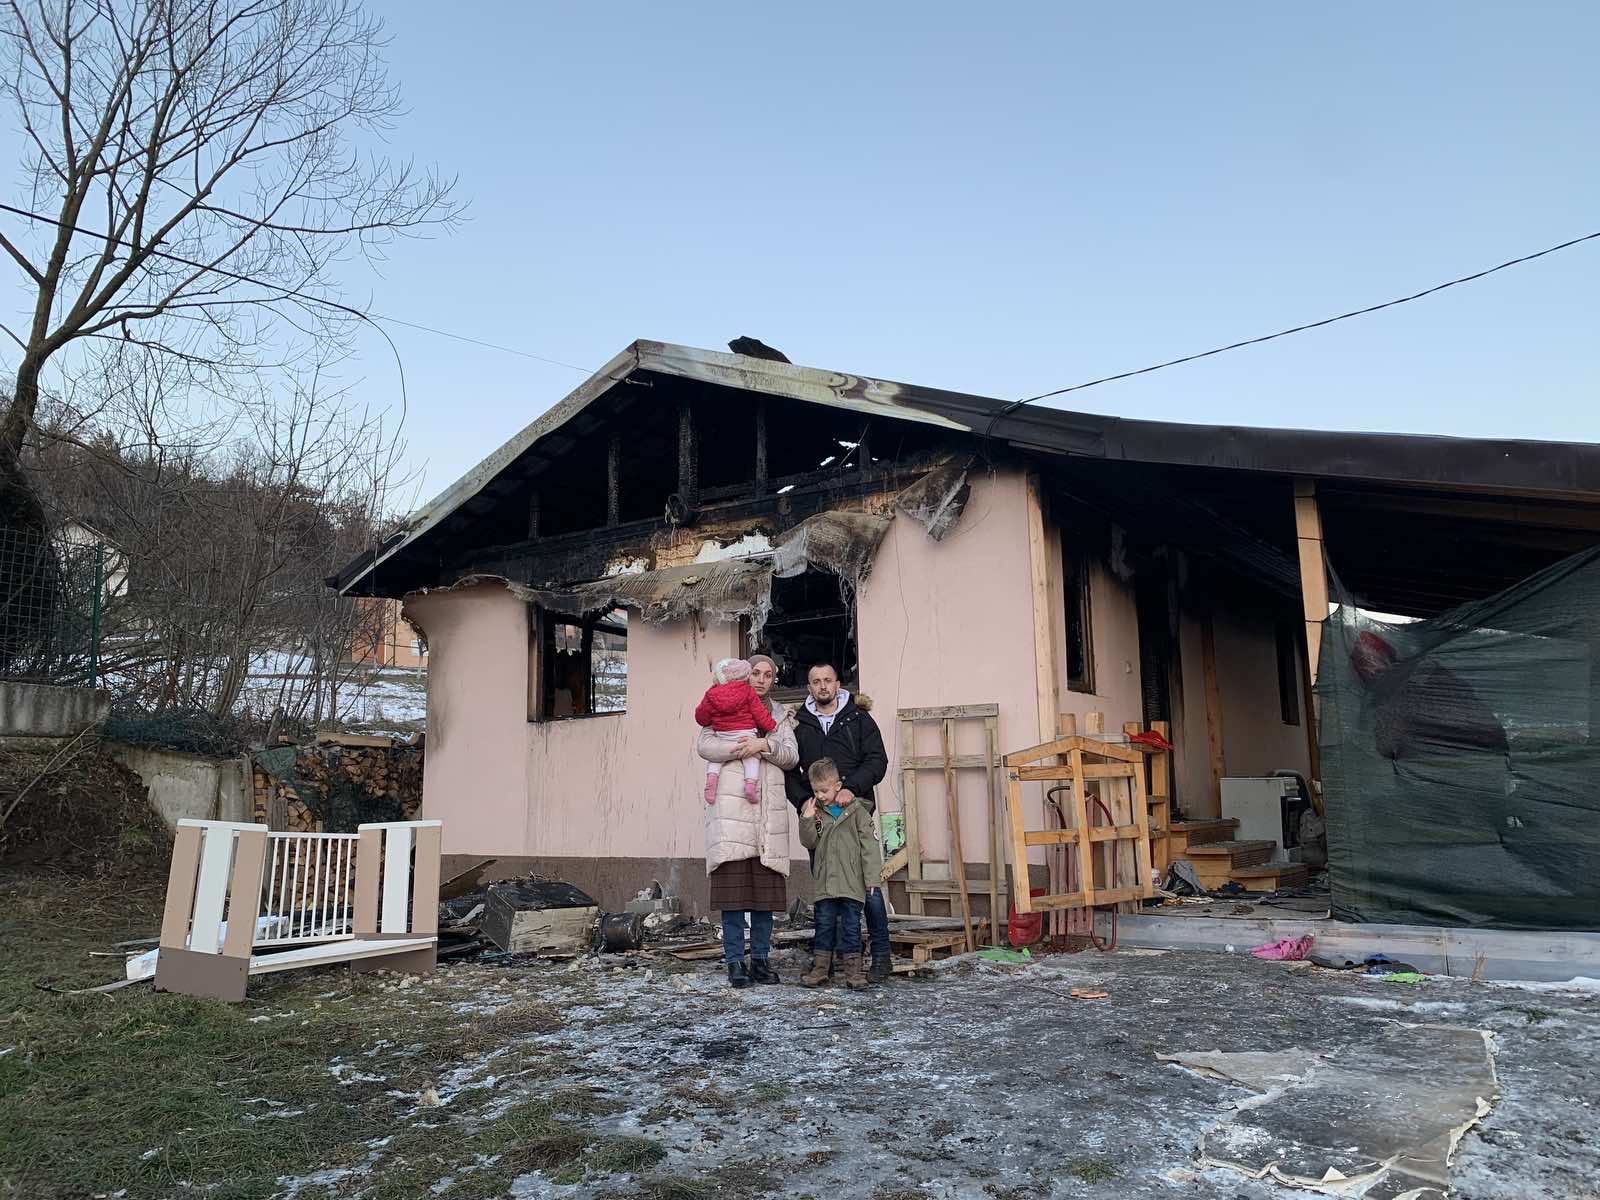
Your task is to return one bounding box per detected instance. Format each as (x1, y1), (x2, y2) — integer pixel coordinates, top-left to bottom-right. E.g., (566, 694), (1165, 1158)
(334, 340), (1600, 922)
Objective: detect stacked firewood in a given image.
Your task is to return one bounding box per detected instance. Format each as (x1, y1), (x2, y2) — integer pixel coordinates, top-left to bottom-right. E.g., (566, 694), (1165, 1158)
(252, 742), (424, 832)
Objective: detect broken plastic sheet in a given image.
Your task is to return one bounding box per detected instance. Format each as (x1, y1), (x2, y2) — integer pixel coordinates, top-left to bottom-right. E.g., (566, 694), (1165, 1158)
(543, 559), (773, 634)
(1319, 545), (1600, 930)
(894, 457), (972, 541)
(1163, 1023), (1498, 1198)
(769, 510), (892, 585)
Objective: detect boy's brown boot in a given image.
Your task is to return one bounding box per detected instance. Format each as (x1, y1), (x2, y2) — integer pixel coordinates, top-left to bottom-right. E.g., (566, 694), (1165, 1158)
(844, 953), (868, 990)
(800, 950), (832, 987)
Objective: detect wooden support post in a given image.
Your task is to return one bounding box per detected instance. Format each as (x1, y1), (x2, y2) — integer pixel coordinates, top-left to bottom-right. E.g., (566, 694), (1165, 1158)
(1006, 767), (1032, 913)
(1200, 610), (1225, 815)
(1025, 474), (1060, 745)
(900, 717), (923, 916)
(606, 433), (622, 527)
(677, 401), (699, 510)
(941, 718), (976, 952)
(526, 488), (540, 540)
(985, 714), (1003, 943)
(754, 397), (768, 497)
(1295, 480), (1328, 685)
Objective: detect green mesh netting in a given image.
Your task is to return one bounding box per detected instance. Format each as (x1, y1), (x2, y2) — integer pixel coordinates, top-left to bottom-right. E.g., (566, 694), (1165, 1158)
(1319, 546), (1600, 930)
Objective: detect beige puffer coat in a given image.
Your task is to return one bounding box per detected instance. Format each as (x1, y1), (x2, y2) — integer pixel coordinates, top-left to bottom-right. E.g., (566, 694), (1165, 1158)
(698, 698), (798, 877)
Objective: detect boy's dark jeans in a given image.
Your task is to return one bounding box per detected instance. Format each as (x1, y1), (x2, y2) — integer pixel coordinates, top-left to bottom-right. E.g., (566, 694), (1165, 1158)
(814, 897), (864, 955)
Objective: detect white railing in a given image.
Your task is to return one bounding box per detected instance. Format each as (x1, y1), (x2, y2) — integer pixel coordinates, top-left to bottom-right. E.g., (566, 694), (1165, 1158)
(257, 831), (360, 947)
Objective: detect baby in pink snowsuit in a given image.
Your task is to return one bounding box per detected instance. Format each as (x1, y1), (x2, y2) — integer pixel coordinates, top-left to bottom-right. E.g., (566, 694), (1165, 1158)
(695, 657), (777, 805)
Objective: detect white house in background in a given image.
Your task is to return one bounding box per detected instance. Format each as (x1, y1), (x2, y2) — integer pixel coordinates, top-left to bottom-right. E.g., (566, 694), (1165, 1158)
(60, 520), (129, 599)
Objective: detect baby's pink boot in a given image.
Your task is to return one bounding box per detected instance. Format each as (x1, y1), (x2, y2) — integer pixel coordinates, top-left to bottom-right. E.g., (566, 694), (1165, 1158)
(705, 775), (719, 805)
(743, 778), (760, 804)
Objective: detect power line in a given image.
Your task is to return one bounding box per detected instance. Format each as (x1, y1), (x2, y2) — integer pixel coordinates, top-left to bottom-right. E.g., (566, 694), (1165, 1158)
(988, 227), (1600, 429)
(0, 202), (595, 375)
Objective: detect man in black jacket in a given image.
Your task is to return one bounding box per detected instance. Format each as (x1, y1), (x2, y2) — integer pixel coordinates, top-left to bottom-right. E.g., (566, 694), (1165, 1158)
(787, 662), (893, 982)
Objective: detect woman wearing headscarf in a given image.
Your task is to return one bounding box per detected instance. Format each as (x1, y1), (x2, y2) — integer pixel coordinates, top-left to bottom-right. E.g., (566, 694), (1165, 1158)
(697, 653), (797, 987)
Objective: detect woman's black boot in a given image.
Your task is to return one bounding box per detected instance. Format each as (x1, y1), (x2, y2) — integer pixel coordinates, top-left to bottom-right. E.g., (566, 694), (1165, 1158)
(748, 958), (781, 985)
(727, 959), (751, 989)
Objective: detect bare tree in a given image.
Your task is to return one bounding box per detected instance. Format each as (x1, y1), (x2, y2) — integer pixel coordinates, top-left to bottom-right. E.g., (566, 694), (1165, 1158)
(0, 0), (457, 511)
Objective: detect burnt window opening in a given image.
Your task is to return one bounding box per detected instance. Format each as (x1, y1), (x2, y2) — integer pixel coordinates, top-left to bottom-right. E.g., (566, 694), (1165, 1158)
(1063, 549), (1095, 694)
(754, 569), (858, 703)
(1134, 570), (1175, 728)
(1275, 621), (1301, 726)
(530, 607), (628, 721)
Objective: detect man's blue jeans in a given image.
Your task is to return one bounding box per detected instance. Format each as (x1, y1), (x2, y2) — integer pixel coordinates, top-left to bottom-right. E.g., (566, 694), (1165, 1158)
(720, 909), (773, 963)
(814, 897), (864, 955)
(865, 886), (891, 960)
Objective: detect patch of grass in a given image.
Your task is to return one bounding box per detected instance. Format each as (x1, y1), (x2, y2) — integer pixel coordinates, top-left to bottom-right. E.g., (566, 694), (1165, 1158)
(669, 1080), (737, 1114)
(587, 1135), (667, 1173)
(1061, 1157), (1119, 1184)
(641, 1176), (716, 1200)
(1507, 1005), (1555, 1026)
(0, 871), (630, 1200)
(751, 1081), (790, 1103)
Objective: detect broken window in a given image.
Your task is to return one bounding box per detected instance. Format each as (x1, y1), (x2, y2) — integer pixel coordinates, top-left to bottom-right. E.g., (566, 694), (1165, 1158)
(530, 607), (628, 720)
(1275, 620), (1301, 726)
(1063, 550), (1095, 694)
(756, 569), (858, 701)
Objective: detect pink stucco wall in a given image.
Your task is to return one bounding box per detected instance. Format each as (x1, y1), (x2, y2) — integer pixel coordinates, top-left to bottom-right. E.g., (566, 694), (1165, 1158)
(854, 469), (1044, 871)
(404, 584), (530, 856)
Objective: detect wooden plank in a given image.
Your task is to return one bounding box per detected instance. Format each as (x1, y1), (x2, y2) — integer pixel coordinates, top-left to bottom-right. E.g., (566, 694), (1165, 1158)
(1069, 747), (1094, 909)
(906, 877), (1007, 894)
(1005, 769), (1033, 914)
(1296, 480), (1328, 684)
(903, 753), (992, 770)
(898, 703), (999, 721)
(1005, 734), (1142, 768)
(1129, 725), (1154, 897)
(313, 732), (394, 748)
(879, 846), (909, 881)
(380, 825), (413, 934)
(250, 936), (435, 975)
(985, 715), (1002, 942)
(1085, 711), (1105, 735)
(941, 717), (976, 952)
(159, 823), (204, 951)
(1024, 828), (1081, 847)
(1025, 472), (1060, 745)
(1201, 611), (1226, 813)
(353, 827), (382, 936)
(900, 717), (923, 917)
(1016, 762), (1137, 782)
(189, 828), (235, 955)
(409, 824), (442, 937)
(222, 828), (268, 958)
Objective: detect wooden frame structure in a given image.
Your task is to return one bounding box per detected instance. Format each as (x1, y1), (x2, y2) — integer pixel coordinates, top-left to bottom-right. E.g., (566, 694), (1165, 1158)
(881, 704), (1006, 951)
(1003, 715), (1154, 915)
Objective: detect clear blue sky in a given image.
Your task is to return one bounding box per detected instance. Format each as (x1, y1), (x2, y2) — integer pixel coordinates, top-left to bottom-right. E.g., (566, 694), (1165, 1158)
(40, 4), (1600, 499)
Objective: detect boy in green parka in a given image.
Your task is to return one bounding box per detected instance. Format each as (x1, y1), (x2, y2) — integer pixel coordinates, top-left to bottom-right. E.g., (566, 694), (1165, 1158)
(797, 757), (878, 989)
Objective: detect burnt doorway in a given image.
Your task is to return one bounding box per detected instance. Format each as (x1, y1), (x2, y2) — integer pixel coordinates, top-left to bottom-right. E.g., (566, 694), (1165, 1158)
(1135, 568), (1176, 729)
(755, 569), (858, 704)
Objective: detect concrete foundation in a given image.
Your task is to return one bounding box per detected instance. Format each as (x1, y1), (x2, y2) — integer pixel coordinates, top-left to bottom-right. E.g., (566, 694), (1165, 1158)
(1110, 911), (1600, 983)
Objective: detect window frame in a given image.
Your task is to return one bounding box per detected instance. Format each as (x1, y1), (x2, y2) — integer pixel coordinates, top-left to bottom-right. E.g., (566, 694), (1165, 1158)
(529, 606), (628, 722)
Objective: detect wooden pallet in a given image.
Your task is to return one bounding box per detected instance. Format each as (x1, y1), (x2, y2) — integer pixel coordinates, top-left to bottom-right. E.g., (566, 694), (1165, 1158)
(890, 918), (992, 963)
(1229, 862), (1312, 892)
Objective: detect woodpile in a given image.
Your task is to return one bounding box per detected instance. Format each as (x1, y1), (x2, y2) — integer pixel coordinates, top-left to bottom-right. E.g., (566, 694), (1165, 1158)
(252, 741), (424, 832)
